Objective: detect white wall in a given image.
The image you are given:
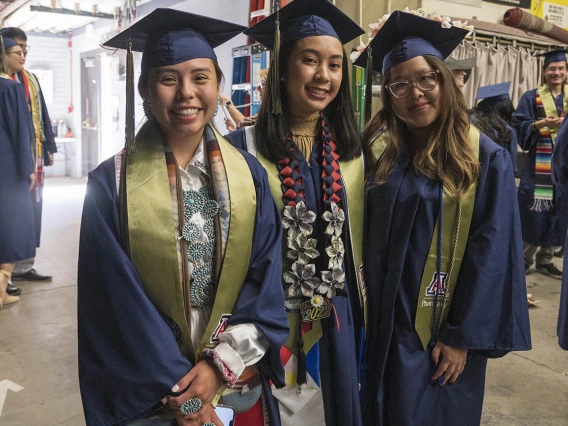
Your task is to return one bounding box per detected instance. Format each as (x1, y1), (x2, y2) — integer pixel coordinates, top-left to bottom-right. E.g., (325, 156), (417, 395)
(24, 32), (72, 177)
(421, 0), (512, 23)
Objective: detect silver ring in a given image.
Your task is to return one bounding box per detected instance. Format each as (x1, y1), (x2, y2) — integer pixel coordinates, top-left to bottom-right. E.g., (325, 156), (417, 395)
(180, 397), (203, 416)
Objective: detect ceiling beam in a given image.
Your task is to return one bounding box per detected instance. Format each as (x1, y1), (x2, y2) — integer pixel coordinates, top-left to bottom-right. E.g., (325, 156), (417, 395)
(30, 5), (114, 20)
(0, 0), (29, 22)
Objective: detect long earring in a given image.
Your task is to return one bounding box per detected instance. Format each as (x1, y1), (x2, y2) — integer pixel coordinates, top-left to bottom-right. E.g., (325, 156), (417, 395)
(142, 99), (153, 120)
(214, 97), (220, 117)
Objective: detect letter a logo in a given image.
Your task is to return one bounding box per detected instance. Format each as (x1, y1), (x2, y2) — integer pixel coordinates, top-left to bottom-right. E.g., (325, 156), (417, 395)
(426, 272), (447, 296)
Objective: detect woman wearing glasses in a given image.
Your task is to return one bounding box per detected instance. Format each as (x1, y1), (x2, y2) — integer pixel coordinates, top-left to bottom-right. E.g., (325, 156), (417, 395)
(353, 11), (531, 426)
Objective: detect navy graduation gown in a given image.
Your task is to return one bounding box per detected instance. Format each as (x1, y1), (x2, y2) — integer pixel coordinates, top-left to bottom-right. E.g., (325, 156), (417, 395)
(226, 128), (363, 426)
(362, 134), (531, 426)
(552, 118), (568, 350)
(0, 78), (36, 263)
(77, 151), (288, 426)
(514, 89), (568, 247)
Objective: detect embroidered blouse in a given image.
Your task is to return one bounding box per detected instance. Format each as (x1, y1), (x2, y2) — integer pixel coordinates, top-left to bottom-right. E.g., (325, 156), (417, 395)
(176, 139), (268, 379)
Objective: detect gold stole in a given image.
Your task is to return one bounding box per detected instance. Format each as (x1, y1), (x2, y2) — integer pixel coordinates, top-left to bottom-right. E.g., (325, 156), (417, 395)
(256, 150), (366, 353)
(126, 121), (256, 362)
(370, 126), (480, 349)
(538, 83), (568, 142)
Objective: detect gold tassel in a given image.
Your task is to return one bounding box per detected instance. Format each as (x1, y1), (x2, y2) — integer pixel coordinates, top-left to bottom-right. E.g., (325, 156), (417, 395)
(271, 8), (282, 115)
(364, 45), (373, 125)
(125, 40), (135, 153)
(0, 35), (7, 76)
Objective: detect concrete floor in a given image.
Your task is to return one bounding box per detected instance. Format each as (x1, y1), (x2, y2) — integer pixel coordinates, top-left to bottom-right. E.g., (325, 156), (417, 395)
(1, 176), (567, 426)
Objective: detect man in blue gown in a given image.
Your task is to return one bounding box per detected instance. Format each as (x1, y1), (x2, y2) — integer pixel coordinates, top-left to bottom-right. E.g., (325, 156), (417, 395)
(514, 49), (568, 279)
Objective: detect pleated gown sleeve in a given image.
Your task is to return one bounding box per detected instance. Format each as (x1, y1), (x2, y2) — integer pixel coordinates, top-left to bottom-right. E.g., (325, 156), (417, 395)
(437, 138), (532, 356)
(77, 159), (193, 426)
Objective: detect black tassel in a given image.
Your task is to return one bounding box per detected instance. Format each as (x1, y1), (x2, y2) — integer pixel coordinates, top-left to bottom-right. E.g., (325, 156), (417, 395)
(125, 41), (135, 153)
(271, 8), (282, 115)
(296, 318), (307, 387)
(364, 45), (373, 125)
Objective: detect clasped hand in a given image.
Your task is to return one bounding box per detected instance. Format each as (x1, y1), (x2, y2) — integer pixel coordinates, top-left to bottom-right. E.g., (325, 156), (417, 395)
(167, 359), (224, 425)
(431, 341), (467, 386)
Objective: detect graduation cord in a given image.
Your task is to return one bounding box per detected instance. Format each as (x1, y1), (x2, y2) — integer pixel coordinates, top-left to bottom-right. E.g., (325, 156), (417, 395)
(430, 184), (461, 346)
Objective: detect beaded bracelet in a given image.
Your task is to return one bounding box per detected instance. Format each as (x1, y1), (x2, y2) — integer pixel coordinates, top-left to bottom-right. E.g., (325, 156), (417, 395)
(201, 349), (237, 388)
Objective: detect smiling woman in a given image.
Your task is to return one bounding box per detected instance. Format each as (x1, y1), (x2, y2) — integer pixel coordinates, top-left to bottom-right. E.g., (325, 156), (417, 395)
(77, 8), (289, 426)
(355, 10), (532, 426)
(224, 1), (366, 425)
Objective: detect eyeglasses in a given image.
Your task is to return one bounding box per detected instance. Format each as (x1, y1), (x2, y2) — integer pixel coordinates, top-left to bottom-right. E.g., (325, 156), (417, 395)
(387, 71), (439, 99)
(8, 50), (25, 58)
(18, 44), (29, 52)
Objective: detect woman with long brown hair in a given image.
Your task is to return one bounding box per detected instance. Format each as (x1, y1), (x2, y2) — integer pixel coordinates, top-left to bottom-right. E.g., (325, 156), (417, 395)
(354, 11), (531, 426)
(226, 1), (366, 425)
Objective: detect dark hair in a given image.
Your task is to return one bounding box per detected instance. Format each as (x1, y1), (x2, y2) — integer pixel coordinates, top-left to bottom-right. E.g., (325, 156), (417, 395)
(363, 55), (479, 199)
(137, 58), (224, 96)
(254, 40), (362, 162)
(1, 27), (27, 41)
(470, 98), (514, 149)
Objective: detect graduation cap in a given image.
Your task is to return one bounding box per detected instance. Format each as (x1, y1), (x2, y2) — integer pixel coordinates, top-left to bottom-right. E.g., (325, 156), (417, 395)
(0, 36), (17, 75)
(353, 11), (469, 75)
(103, 8), (246, 154)
(245, 0), (364, 49)
(535, 49), (568, 66)
(475, 82), (510, 101)
(104, 8), (247, 73)
(445, 56), (477, 83)
(245, 0), (364, 114)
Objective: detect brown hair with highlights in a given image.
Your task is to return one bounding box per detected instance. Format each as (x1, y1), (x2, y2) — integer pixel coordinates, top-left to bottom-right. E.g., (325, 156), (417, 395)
(363, 55), (479, 200)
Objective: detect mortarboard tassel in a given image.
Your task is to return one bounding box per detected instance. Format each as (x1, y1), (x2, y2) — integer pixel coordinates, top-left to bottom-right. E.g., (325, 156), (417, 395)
(364, 45), (373, 125)
(0, 36), (7, 76)
(271, 9), (282, 115)
(296, 318), (307, 387)
(125, 40), (135, 153)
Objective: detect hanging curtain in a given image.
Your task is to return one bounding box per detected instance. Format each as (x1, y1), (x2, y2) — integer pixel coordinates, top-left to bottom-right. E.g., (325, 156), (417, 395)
(450, 40), (541, 109)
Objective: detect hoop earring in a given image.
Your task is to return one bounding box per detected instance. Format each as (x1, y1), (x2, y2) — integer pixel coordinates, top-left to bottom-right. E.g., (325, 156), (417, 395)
(142, 99), (153, 120)
(214, 96), (220, 117)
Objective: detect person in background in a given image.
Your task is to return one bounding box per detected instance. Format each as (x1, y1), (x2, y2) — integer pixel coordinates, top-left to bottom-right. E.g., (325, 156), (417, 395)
(470, 82), (518, 172)
(0, 36), (36, 308)
(445, 56), (476, 90)
(77, 9), (288, 426)
(552, 115), (568, 349)
(514, 49), (568, 279)
(226, 1), (366, 425)
(222, 68), (269, 132)
(0, 27), (57, 290)
(354, 10), (531, 426)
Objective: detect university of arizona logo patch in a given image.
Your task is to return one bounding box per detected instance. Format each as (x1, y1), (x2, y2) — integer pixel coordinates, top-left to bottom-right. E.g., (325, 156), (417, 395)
(426, 272), (448, 296)
(211, 314), (231, 342)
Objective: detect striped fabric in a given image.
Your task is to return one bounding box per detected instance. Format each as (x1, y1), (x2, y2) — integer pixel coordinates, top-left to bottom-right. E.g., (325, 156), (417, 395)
(532, 91), (554, 211)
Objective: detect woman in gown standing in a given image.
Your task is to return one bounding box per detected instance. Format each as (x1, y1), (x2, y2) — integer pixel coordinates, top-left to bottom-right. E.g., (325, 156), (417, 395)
(353, 11), (531, 426)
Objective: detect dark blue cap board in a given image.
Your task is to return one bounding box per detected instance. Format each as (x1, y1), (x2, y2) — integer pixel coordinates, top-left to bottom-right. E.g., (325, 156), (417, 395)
(0, 36), (18, 50)
(353, 11), (469, 75)
(244, 0), (364, 49)
(103, 8), (247, 72)
(535, 49), (568, 66)
(475, 82), (511, 101)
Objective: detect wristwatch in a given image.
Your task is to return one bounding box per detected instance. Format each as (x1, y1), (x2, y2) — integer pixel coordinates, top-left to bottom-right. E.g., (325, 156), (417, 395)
(225, 100), (232, 107)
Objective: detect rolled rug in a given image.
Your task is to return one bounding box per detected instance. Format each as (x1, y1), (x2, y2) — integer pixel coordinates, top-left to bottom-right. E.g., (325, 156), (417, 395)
(503, 7), (568, 45)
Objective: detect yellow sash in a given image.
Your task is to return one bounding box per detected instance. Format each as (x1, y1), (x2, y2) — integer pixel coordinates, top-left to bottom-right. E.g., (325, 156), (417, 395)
(538, 83), (568, 142)
(370, 126), (480, 349)
(126, 122), (256, 362)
